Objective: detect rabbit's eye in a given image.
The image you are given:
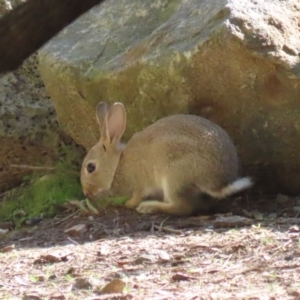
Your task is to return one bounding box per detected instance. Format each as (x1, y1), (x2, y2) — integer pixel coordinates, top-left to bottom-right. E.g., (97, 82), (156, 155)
(87, 163), (96, 173)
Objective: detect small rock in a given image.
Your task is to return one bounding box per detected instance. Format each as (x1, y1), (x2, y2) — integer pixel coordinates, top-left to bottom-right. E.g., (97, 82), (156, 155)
(172, 272), (198, 281)
(0, 228), (9, 236)
(22, 293), (41, 300)
(34, 275), (45, 282)
(133, 255), (154, 265)
(157, 250), (171, 263)
(289, 225), (300, 233)
(66, 267), (76, 275)
(34, 250), (72, 264)
(64, 224), (88, 237)
(0, 221), (13, 229)
(242, 209), (253, 218)
(276, 194), (290, 204)
(213, 215), (253, 228)
(25, 217), (43, 226)
(98, 246), (110, 256)
(49, 294), (65, 300)
(72, 278), (93, 290)
(276, 218), (300, 225)
(48, 274), (57, 280)
(0, 244), (14, 253)
(147, 249), (173, 262)
(136, 222), (152, 231)
(252, 210), (264, 221)
(287, 288), (300, 298)
(292, 206), (300, 212)
(268, 213), (277, 219)
(100, 278), (126, 294)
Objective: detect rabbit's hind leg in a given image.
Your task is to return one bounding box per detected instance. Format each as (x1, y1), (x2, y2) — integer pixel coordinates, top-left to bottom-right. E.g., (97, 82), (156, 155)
(136, 177), (192, 216)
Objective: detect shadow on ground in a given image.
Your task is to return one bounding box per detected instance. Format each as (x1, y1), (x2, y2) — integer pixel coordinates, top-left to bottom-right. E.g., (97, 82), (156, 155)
(0, 191), (298, 250)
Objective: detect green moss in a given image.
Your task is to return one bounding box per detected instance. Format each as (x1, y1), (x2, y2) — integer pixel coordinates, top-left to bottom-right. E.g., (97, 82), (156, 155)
(0, 142), (85, 225)
(0, 172), (84, 225)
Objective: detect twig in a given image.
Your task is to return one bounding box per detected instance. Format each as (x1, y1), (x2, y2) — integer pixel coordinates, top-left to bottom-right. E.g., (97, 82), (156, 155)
(158, 216), (170, 230)
(154, 225), (182, 234)
(67, 236), (80, 246)
(10, 164), (56, 171)
(9, 164), (78, 175)
(272, 239), (293, 252)
(150, 221), (155, 232)
(219, 253), (233, 271)
(54, 210), (80, 226)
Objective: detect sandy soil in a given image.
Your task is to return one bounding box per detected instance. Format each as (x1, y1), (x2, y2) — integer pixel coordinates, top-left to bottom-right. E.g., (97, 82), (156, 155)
(0, 194), (300, 300)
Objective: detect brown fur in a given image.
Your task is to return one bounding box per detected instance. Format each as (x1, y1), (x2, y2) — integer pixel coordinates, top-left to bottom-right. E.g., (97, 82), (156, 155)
(81, 102), (252, 216)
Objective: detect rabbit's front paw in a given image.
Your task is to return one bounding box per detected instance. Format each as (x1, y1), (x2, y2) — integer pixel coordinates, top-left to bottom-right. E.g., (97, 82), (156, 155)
(125, 194), (143, 209)
(136, 201), (161, 214)
(125, 199), (138, 209)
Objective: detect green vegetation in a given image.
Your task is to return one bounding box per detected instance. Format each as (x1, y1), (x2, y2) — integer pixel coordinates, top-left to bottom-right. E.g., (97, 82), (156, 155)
(103, 196), (128, 207)
(82, 195), (129, 213)
(0, 171), (84, 225)
(0, 143), (84, 225)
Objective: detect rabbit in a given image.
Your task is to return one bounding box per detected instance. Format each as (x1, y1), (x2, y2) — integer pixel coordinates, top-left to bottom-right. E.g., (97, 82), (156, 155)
(80, 102), (252, 216)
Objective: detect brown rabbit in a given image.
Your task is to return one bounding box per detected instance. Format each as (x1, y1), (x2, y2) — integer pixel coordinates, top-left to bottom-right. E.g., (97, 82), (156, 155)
(80, 102), (252, 216)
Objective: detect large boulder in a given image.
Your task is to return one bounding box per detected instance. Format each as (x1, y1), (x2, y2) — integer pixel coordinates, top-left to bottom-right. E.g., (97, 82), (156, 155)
(39, 0), (300, 195)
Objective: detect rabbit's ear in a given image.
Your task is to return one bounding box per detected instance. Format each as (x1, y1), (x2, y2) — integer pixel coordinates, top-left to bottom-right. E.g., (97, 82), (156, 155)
(102, 102), (127, 145)
(96, 102), (109, 131)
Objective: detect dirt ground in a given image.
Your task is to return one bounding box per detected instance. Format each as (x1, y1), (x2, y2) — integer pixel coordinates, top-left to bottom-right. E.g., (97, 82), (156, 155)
(0, 194), (300, 300)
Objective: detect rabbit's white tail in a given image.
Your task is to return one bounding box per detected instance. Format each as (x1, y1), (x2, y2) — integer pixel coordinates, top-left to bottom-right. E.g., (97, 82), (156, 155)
(205, 177), (253, 199)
